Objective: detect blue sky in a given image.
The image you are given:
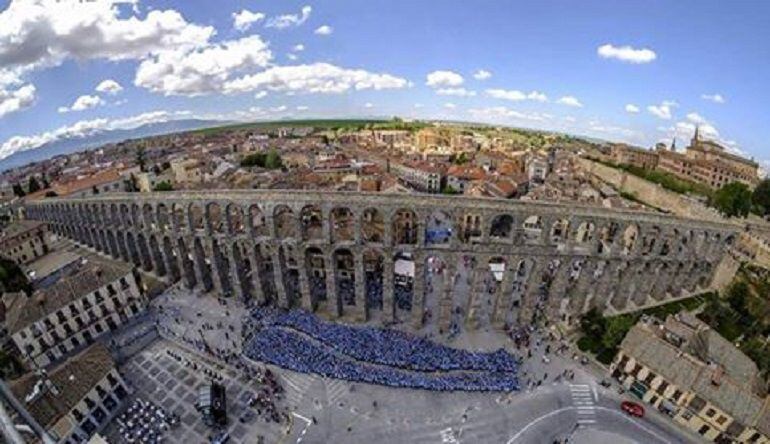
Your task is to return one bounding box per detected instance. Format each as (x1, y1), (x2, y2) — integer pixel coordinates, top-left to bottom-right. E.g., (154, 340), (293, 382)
(0, 0), (768, 170)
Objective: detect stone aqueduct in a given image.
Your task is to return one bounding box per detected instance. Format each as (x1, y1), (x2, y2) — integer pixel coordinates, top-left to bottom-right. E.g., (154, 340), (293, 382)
(25, 191), (738, 331)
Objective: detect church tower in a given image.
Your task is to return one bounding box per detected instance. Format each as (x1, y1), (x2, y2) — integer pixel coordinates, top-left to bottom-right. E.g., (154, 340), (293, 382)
(691, 125), (700, 146)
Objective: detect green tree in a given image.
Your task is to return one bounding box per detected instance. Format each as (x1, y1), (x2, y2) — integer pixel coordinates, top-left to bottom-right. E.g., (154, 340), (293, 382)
(264, 149), (283, 169)
(153, 181), (173, 192)
(601, 316), (636, 350)
(752, 179), (770, 216)
(27, 176), (41, 193)
(712, 182), (752, 218)
(580, 308), (607, 339)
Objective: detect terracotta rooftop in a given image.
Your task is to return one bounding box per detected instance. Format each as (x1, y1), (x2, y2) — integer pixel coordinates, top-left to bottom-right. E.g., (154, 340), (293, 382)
(51, 169), (123, 197)
(10, 343), (115, 429)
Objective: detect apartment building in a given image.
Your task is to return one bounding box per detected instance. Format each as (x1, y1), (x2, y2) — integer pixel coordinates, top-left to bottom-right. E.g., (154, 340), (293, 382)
(0, 220), (49, 264)
(10, 343), (130, 443)
(610, 313), (770, 443)
(608, 143), (660, 170)
(391, 160), (444, 193)
(5, 255), (146, 367)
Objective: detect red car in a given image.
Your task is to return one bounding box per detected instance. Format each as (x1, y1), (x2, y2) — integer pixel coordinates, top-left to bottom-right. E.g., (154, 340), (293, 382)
(621, 401), (645, 418)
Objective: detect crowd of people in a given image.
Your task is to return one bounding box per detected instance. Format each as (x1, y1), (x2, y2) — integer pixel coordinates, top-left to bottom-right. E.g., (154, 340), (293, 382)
(115, 398), (179, 443)
(244, 308), (519, 392)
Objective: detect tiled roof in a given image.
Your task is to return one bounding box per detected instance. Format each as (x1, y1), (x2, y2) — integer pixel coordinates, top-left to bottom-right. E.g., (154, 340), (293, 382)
(10, 343), (115, 429)
(51, 169), (123, 197)
(0, 220), (45, 241)
(5, 254), (132, 334)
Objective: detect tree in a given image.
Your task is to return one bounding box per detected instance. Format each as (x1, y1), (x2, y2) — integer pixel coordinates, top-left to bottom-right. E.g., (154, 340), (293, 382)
(136, 146), (147, 172)
(601, 316), (637, 350)
(264, 149), (283, 169)
(753, 179), (770, 216)
(579, 308), (607, 339)
(12, 183), (25, 197)
(712, 182), (752, 218)
(27, 176), (41, 193)
(153, 181), (173, 192)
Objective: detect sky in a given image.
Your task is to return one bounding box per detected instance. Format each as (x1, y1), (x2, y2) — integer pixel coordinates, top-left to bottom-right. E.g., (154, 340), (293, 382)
(0, 0), (769, 170)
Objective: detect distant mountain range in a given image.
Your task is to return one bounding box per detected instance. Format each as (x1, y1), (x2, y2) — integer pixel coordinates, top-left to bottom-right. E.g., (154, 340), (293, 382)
(0, 119), (228, 172)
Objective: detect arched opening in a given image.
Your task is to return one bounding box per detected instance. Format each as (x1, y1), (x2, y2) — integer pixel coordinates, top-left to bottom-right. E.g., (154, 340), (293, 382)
(125, 232), (140, 267)
(153, 204), (167, 232)
(279, 245), (300, 308)
(622, 224), (639, 255)
(189, 203), (204, 231)
(137, 233), (153, 271)
(212, 239), (232, 296)
(120, 204), (131, 228)
(172, 203), (187, 231)
(330, 207), (355, 242)
(131, 203), (142, 229)
(423, 255), (448, 328)
(461, 212), (482, 243)
(194, 237), (213, 292)
(274, 205), (296, 239)
(449, 254), (477, 334)
(249, 204), (269, 237)
(149, 235), (166, 277)
(550, 219), (570, 244)
(300, 205), (324, 241)
(305, 247), (328, 308)
(232, 241), (253, 300)
(142, 204), (155, 230)
(425, 210), (453, 246)
(164, 236), (181, 283)
(255, 244), (276, 305)
(364, 249), (384, 312)
(207, 202), (224, 234)
(489, 214), (513, 240)
(334, 248), (356, 314)
(361, 208), (384, 243)
(226, 204), (245, 235)
(393, 209), (417, 245)
(575, 221), (596, 244)
(178, 238), (196, 288)
(641, 226), (660, 255)
(522, 215), (542, 242)
(393, 251), (415, 320)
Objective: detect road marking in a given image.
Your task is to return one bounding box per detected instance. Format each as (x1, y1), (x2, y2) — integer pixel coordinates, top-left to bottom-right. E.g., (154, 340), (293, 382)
(291, 412), (312, 444)
(593, 407), (672, 444)
(505, 407), (573, 444)
(592, 386), (599, 402)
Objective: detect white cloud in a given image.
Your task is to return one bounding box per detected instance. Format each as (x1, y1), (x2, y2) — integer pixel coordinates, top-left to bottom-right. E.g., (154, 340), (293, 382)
(0, 83), (35, 118)
(436, 87), (476, 97)
(485, 88), (548, 102)
(292, 44), (305, 52)
(647, 100), (677, 120)
(557, 95), (583, 107)
(0, 1), (214, 73)
(0, 109), (191, 160)
(686, 112), (707, 124)
(296, 105), (308, 111)
(414, 103), (424, 109)
(95, 79), (123, 95)
(426, 70), (464, 88)
(232, 9), (265, 32)
(287, 53), (298, 61)
(314, 25), (333, 36)
(254, 91), (267, 99)
(467, 106), (552, 123)
(597, 44), (657, 64)
(473, 69), (491, 80)
(223, 62), (408, 95)
(444, 103), (456, 109)
(58, 94), (104, 113)
(135, 35), (273, 96)
(364, 102), (373, 108)
(266, 5), (311, 29)
(701, 93), (726, 104)
(625, 104), (640, 113)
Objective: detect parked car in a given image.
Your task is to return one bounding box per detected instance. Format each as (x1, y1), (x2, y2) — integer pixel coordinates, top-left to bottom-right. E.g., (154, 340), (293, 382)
(621, 401), (645, 418)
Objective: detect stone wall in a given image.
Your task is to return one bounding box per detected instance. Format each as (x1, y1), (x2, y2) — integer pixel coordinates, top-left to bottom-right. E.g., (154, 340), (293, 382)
(25, 190), (738, 331)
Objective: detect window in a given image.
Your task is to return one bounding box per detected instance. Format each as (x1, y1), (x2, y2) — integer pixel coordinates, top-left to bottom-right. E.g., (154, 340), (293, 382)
(699, 425), (710, 435)
(716, 415), (727, 425)
(706, 408), (716, 418)
(94, 323), (103, 334)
